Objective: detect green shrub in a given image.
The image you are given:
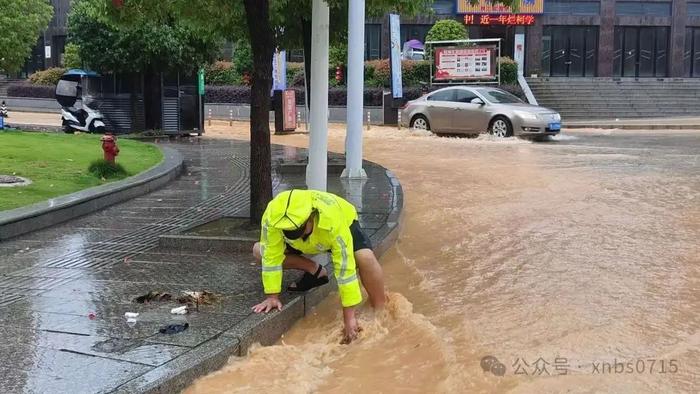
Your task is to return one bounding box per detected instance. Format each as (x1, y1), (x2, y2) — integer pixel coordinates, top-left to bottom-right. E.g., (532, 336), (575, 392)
(425, 20), (469, 58)
(232, 41), (253, 83)
(28, 68), (67, 86)
(62, 43), (82, 69)
(287, 62), (304, 87)
(205, 61), (241, 85)
(88, 159), (128, 179)
(402, 60), (431, 87)
(361, 59), (431, 88)
(425, 20), (468, 43)
(498, 57), (518, 85)
(366, 59), (390, 87)
(329, 42), (348, 67)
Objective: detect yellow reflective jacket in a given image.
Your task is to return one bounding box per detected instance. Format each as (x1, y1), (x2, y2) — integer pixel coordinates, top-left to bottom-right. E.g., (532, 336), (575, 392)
(260, 189), (362, 307)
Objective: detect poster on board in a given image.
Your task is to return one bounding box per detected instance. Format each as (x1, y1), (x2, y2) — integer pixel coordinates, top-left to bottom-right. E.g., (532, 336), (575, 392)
(434, 46), (496, 81)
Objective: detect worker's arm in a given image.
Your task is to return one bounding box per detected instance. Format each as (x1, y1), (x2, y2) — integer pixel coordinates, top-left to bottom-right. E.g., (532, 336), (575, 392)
(253, 218), (286, 313)
(330, 225), (363, 342)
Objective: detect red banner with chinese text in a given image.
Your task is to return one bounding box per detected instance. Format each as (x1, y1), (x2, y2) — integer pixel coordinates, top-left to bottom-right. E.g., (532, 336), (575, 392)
(464, 14), (536, 26)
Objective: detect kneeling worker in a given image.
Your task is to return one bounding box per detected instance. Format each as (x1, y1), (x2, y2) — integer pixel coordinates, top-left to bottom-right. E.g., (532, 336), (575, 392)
(252, 189), (386, 343)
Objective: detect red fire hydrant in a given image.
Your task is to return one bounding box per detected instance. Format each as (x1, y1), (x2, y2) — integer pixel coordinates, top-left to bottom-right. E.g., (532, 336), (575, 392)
(100, 133), (120, 163)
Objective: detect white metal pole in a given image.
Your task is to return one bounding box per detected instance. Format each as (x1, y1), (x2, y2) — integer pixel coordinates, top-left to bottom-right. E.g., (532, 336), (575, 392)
(341, 0), (367, 179)
(306, 0), (330, 191)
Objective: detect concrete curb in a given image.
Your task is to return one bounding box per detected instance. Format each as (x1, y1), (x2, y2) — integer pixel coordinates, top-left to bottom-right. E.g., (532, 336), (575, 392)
(111, 334), (242, 394)
(4, 122), (62, 132)
(116, 161), (404, 394)
(0, 146), (184, 240)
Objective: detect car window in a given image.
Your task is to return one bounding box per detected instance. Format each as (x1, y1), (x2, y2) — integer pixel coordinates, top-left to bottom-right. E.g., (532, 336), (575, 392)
(427, 89), (455, 102)
(453, 89), (478, 103)
(475, 88), (523, 104)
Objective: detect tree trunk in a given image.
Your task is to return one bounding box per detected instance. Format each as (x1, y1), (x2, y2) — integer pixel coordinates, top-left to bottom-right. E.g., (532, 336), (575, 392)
(302, 17), (312, 108)
(244, 0), (274, 223)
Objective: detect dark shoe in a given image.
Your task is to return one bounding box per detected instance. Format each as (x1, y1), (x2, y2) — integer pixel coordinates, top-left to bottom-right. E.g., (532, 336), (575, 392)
(288, 265), (329, 292)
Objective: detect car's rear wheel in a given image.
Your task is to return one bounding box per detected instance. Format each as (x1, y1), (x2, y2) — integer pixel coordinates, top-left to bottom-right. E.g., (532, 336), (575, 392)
(489, 116), (513, 138)
(410, 115), (430, 131)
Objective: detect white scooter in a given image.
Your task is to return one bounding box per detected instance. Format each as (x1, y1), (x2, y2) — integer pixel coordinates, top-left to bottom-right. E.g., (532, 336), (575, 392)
(55, 69), (106, 133)
(60, 99), (106, 133)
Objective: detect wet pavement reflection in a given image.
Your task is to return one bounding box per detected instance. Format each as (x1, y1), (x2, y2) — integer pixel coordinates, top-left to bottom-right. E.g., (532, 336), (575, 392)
(0, 138), (401, 393)
(189, 126), (699, 394)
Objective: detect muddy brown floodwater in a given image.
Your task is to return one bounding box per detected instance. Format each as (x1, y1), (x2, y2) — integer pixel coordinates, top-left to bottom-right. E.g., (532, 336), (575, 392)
(186, 123), (700, 394)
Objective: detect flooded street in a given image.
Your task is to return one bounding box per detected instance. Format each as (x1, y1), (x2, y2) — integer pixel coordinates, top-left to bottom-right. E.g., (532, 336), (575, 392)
(189, 125), (699, 393)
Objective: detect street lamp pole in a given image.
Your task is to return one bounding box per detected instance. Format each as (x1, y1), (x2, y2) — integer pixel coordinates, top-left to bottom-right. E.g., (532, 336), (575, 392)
(306, 0), (330, 191)
(342, 0), (367, 179)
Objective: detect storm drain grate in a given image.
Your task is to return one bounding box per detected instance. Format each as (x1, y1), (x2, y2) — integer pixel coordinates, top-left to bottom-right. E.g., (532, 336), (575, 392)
(0, 294), (24, 307)
(5, 267), (91, 280)
(43, 258), (118, 270)
(0, 277), (73, 290)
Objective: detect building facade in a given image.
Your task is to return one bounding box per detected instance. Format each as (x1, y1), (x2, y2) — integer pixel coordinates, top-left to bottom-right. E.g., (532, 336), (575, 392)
(368, 0), (700, 78)
(23, 0), (70, 76)
(22, 0), (700, 79)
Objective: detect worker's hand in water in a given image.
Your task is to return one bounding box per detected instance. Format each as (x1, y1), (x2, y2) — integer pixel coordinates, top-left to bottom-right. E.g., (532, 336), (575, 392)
(341, 307), (361, 344)
(252, 295), (283, 313)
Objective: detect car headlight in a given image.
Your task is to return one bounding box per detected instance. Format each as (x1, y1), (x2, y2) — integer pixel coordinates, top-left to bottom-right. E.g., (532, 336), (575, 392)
(553, 113), (561, 122)
(513, 110), (538, 120)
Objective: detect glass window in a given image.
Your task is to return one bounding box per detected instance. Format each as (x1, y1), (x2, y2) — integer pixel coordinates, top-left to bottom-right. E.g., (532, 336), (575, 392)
(453, 89), (479, 103)
(685, 28), (693, 77)
(615, 1), (671, 16)
(688, 3), (700, 16)
(686, 28), (700, 77)
(544, 0), (600, 15)
(542, 27), (552, 76)
(695, 29), (700, 77)
(542, 26), (598, 77)
(655, 28), (668, 77)
(428, 89), (455, 102)
(365, 24), (381, 60)
(613, 27), (669, 77)
(475, 88), (523, 104)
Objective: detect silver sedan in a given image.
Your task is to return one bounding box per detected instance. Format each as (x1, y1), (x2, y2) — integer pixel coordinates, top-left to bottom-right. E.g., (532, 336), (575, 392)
(401, 86), (562, 138)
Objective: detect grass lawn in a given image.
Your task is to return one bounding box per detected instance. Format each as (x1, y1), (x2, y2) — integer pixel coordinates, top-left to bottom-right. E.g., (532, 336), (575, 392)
(0, 131), (163, 211)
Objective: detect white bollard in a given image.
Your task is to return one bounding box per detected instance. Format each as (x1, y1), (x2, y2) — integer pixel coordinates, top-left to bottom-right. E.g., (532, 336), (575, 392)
(366, 111), (371, 130)
(207, 108), (212, 126)
(229, 109), (233, 126)
(398, 110), (402, 130)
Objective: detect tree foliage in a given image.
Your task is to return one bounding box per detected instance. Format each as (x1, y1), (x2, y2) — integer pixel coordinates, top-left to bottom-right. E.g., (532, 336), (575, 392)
(62, 43), (82, 69)
(425, 19), (469, 43)
(0, 0), (53, 73)
(68, 0), (220, 73)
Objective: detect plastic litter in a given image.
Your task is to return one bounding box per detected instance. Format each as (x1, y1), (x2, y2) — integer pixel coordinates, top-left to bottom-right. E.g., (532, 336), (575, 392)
(88, 312), (96, 320)
(124, 312), (139, 319)
(170, 305), (188, 315)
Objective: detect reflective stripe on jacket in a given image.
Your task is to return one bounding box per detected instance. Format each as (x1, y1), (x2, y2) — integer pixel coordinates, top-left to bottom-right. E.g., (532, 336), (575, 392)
(260, 190), (362, 307)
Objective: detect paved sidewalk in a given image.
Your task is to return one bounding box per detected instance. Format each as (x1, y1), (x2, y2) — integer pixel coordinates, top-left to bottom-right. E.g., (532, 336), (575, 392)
(3, 111), (61, 128)
(0, 138), (402, 393)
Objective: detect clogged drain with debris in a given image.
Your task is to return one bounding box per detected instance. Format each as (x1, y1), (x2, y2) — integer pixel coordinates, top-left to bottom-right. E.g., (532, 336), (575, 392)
(133, 290), (221, 314)
(133, 291), (173, 303)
